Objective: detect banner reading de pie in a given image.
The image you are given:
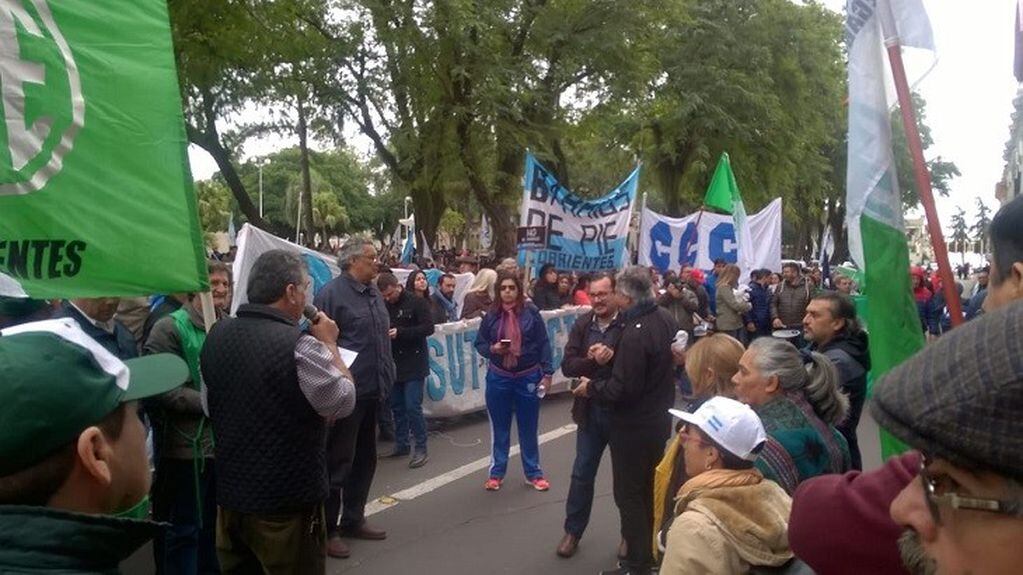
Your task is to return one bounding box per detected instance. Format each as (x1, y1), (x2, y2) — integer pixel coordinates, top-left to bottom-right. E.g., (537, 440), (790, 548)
(0, 1), (207, 298)
(519, 153), (637, 273)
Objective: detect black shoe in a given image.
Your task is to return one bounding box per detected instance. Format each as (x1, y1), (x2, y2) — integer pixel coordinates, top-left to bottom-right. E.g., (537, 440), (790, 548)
(409, 451), (428, 469)
(380, 447), (410, 458)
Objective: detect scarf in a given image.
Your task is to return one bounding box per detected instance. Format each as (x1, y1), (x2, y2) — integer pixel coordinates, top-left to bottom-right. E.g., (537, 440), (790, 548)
(621, 299), (659, 324)
(676, 468), (763, 505)
(498, 302), (523, 369)
(433, 290), (457, 321)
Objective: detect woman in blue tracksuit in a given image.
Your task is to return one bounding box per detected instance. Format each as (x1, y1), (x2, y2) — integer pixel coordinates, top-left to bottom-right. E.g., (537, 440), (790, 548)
(474, 271), (554, 492)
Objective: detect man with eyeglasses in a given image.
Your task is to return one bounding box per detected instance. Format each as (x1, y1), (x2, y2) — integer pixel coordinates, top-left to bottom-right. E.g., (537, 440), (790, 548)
(315, 238), (396, 559)
(789, 193), (1023, 572)
(555, 274), (626, 560)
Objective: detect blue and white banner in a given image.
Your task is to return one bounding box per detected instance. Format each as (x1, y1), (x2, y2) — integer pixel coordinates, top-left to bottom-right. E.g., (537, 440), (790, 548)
(639, 199), (782, 274)
(519, 154), (638, 273)
(423, 306), (585, 418)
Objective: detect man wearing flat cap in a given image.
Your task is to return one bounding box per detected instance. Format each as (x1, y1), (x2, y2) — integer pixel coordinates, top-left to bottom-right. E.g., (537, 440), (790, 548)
(870, 300), (1023, 574)
(0, 318), (189, 572)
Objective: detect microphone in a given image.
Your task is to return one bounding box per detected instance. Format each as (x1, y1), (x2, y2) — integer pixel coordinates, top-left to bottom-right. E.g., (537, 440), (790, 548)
(303, 304), (321, 324)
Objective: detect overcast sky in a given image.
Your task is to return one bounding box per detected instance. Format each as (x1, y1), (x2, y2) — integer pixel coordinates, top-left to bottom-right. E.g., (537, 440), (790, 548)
(187, 1), (1020, 231)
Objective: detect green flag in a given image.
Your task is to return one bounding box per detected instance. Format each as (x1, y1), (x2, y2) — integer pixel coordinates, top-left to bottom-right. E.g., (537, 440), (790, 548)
(703, 153), (738, 214)
(0, 0), (208, 298)
(846, 1), (932, 459)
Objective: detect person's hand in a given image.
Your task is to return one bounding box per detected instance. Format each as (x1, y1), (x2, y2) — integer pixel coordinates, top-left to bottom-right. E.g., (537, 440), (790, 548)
(309, 312), (339, 346)
(772, 318), (784, 329)
(540, 374), (552, 393)
(671, 346), (686, 367)
(746, 322), (756, 332)
(593, 344), (614, 366)
(388, 328), (398, 339)
(572, 377), (590, 398)
(490, 342), (508, 355)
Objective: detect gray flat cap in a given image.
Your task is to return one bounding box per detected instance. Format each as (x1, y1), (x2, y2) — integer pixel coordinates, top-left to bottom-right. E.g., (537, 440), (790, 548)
(870, 299), (1023, 480)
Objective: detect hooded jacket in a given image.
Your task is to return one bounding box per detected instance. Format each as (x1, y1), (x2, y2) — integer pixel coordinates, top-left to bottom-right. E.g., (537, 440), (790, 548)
(660, 469), (793, 574)
(814, 329), (870, 393)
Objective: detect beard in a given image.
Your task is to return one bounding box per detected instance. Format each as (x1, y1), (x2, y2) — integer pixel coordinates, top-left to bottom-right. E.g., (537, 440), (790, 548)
(898, 530), (938, 575)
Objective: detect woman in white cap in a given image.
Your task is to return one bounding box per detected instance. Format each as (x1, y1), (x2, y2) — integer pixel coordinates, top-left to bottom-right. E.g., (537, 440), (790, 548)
(660, 396), (794, 574)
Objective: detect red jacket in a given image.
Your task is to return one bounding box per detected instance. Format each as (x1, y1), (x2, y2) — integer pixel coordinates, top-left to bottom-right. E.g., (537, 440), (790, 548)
(788, 452), (921, 575)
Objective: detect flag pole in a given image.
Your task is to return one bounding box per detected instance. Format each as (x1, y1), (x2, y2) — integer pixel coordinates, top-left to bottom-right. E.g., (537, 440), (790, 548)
(884, 31), (964, 327)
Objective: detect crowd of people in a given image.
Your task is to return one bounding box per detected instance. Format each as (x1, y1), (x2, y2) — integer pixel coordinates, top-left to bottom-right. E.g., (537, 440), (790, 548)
(1, 194), (1022, 574)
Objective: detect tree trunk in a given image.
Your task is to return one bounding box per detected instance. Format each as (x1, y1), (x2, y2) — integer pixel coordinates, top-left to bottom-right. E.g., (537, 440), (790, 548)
(296, 94), (315, 247)
(186, 88), (265, 229)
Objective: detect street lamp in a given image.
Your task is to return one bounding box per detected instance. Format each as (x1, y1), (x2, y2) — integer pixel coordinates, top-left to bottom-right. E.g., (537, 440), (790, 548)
(403, 196), (413, 242)
(256, 157), (269, 219)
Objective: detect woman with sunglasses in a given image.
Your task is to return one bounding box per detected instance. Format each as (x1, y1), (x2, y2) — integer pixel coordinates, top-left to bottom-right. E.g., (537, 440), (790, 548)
(474, 272), (553, 492)
(661, 396), (793, 574)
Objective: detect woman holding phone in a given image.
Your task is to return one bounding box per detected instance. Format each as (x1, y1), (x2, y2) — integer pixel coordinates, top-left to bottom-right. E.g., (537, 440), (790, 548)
(474, 272), (554, 492)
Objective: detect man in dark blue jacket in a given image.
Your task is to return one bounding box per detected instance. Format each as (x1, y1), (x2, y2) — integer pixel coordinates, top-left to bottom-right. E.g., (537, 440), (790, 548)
(743, 269), (772, 342)
(59, 298), (137, 360)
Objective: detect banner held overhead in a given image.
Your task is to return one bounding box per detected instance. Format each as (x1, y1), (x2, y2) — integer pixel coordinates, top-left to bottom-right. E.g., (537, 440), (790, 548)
(0, 0), (207, 298)
(519, 153), (638, 273)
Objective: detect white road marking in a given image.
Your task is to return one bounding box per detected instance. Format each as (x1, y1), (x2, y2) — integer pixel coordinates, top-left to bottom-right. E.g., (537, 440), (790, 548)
(365, 423), (578, 517)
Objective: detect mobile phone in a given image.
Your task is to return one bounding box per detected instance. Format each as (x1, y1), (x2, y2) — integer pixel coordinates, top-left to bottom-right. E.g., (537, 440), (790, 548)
(499, 339), (512, 347)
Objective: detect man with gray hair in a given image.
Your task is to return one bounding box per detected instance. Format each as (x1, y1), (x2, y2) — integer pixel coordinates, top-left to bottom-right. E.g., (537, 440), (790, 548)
(314, 238), (395, 559)
(573, 266), (679, 575)
(201, 249), (356, 573)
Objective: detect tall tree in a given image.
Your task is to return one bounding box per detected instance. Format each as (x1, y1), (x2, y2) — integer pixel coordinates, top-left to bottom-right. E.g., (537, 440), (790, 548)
(949, 207), (971, 263)
(972, 197), (993, 255)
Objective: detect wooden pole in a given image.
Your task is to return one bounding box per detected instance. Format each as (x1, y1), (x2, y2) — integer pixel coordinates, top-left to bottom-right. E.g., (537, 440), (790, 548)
(884, 38), (964, 327)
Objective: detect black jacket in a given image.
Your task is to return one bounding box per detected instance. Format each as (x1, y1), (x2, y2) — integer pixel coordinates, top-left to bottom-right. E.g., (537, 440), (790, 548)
(814, 329), (870, 393)
(562, 310), (624, 382)
(387, 291), (436, 382)
(533, 283), (566, 311)
(590, 301), (679, 428)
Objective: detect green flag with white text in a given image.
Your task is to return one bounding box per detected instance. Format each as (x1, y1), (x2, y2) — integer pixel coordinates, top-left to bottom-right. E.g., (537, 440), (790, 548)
(0, 0), (207, 298)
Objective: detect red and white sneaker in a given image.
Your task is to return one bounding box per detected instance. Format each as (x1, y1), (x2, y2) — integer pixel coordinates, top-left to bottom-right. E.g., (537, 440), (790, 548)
(484, 477), (503, 491)
(528, 477), (550, 491)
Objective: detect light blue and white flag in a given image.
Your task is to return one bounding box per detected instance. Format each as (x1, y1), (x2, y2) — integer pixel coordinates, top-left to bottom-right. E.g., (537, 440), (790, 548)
(518, 153), (638, 273)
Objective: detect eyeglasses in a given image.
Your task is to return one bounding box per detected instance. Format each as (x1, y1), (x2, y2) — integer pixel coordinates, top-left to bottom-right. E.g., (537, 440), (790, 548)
(678, 424), (711, 448)
(499, 285), (517, 292)
(919, 453), (1023, 524)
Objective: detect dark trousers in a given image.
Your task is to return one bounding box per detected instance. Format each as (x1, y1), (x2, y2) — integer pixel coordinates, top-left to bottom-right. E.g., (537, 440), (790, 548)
(215, 505), (325, 575)
(609, 422), (670, 572)
(391, 379), (427, 452)
(152, 458), (219, 575)
(837, 381), (867, 470)
(326, 396), (378, 535)
(564, 402), (612, 538)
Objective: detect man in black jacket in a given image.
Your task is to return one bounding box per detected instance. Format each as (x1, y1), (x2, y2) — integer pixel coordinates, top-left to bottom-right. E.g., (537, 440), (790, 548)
(315, 238), (395, 558)
(574, 266), (678, 575)
(803, 292), (870, 470)
(556, 273), (624, 559)
(377, 273), (435, 468)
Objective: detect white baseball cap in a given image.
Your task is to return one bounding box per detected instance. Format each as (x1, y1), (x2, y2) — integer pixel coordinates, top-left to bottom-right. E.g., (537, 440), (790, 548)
(668, 396), (767, 461)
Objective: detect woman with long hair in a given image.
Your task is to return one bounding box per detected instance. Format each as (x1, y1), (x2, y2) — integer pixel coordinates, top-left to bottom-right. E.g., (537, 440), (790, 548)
(653, 334), (745, 561)
(731, 337), (850, 494)
(460, 268), (497, 320)
(405, 269), (430, 301)
(715, 264), (751, 341)
(474, 272), (553, 492)
(532, 263), (563, 310)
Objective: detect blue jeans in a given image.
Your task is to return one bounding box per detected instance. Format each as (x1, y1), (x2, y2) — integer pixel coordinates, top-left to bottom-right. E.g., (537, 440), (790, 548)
(564, 401), (612, 537)
(391, 379), (427, 452)
(485, 367), (543, 479)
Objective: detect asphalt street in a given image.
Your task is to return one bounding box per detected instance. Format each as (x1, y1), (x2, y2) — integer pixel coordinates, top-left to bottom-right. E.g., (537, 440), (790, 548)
(124, 391), (883, 574)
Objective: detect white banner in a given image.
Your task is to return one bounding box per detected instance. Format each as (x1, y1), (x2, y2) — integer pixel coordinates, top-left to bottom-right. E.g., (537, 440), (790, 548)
(639, 198), (783, 274)
(423, 306), (587, 418)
